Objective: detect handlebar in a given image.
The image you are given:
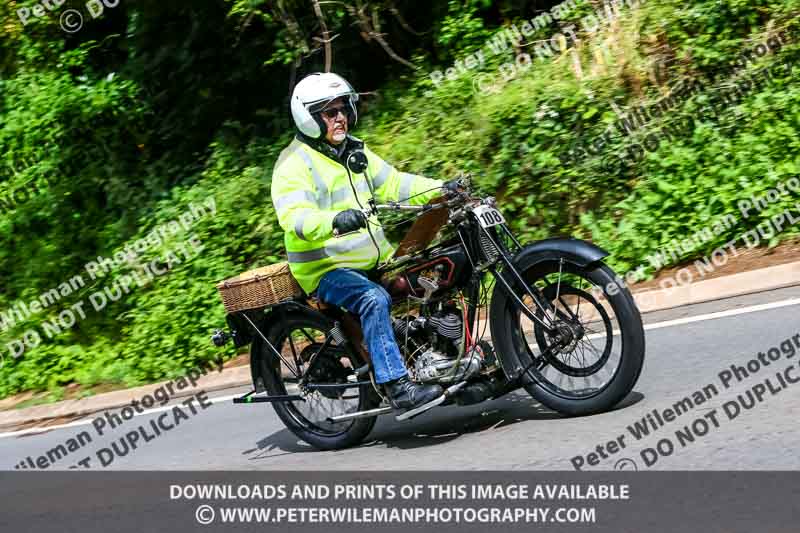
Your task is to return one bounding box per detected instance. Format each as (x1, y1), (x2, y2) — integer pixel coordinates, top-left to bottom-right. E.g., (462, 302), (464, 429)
(374, 174), (474, 213)
(374, 193), (472, 213)
(332, 174), (476, 237)
(372, 203), (428, 212)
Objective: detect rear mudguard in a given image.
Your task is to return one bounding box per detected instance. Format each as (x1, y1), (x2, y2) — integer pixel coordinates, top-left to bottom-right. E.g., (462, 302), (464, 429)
(490, 238), (609, 384)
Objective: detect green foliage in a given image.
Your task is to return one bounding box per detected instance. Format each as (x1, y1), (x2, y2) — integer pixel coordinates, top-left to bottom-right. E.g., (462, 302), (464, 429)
(1, 0), (799, 399)
(435, 0), (492, 53)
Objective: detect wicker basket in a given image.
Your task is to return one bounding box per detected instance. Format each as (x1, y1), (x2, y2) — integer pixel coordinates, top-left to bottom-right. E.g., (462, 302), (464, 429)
(216, 262), (303, 313)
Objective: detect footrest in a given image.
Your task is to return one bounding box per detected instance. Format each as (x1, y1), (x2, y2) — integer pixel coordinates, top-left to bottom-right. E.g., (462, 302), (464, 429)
(394, 393), (446, 421)
(394, 380), (469, 421)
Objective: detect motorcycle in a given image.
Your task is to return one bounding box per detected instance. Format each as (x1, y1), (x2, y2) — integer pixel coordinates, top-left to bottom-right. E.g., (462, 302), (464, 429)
(212, 178), (645, 450)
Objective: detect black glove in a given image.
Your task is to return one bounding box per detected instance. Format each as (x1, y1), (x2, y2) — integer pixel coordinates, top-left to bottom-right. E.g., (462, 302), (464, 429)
(441, 179), (462, 196)
(332, 209), (367, 235)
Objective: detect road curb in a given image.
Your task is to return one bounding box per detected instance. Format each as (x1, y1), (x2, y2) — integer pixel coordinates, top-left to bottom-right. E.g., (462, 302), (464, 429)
(2, 259), (800, 431)
(631, 260), (800, 312)
(0, 367), (251, 431)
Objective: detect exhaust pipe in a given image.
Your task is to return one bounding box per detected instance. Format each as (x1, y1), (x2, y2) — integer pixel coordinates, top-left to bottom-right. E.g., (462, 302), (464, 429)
(328, 381), (469, 423)
(327, 406), (393, 423)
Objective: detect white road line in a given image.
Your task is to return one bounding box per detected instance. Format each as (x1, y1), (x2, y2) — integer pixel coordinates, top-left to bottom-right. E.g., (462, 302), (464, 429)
(2, 297), (799, 440)
(641, 297), (800, 331)
(0, 393), (240, 440)
(582, 297), (800, 340)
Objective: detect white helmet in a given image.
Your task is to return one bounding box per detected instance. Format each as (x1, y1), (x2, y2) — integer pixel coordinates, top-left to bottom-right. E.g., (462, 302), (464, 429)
(290, 72), (359, 138)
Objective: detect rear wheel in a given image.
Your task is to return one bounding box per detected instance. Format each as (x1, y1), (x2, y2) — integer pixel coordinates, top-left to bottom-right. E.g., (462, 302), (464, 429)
(491, 260), (645, 416)
(257, 312), (378, 450)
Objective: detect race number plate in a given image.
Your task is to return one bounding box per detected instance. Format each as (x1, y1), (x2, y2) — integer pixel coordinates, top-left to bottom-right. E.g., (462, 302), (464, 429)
(473, 205), (506, 228)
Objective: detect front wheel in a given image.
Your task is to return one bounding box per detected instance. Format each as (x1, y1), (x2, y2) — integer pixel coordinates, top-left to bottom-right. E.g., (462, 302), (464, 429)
(490, 260), (645, 416)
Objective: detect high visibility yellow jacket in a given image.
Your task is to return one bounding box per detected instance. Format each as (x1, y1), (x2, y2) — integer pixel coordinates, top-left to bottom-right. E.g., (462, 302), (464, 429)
(271, 135), (443, 293)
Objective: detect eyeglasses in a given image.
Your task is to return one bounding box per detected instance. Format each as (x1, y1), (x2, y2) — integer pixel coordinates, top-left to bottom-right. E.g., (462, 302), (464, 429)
(320, 106), (348, 120)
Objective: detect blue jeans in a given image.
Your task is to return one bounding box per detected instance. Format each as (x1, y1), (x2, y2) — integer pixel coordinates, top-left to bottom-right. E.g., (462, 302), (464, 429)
(317, 268), (407, 384)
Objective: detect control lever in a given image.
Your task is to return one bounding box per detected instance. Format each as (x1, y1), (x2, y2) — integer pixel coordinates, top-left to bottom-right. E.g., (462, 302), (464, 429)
(333, 228), (358, 238)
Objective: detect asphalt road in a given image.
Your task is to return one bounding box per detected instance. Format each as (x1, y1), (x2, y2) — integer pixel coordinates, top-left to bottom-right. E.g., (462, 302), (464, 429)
(3, 286), (800, 471)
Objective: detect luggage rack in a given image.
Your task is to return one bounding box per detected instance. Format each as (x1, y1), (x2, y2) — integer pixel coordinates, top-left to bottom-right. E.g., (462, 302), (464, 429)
(214, 307), (314, 406)
(213, 265), (376, 407)
(218, 314), (374, 406)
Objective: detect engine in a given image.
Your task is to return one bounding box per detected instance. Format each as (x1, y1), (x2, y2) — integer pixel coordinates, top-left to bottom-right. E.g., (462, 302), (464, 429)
(414, 348), (483, 383)
(392, 306), (482, 384)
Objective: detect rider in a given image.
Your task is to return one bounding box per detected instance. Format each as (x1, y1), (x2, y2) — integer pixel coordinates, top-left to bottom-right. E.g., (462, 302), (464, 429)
(271, 72), (458, 412)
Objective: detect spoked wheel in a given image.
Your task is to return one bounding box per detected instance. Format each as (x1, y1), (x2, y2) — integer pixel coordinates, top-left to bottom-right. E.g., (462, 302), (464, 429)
(532, 283), (614, 378)
(490, 260), (645, 416)
(258, 312), (379, 450)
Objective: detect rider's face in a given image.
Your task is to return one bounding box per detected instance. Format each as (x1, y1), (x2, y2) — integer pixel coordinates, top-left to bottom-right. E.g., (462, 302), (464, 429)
(321, 97), (349, 145)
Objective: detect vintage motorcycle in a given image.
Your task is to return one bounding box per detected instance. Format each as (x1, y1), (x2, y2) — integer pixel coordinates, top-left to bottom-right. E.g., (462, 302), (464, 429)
(212, 178), (645, 450)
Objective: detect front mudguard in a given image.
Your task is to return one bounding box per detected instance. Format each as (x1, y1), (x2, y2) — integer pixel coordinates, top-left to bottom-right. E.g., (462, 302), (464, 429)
(510, 237), (609, 271)
(490, 238), (609, 384)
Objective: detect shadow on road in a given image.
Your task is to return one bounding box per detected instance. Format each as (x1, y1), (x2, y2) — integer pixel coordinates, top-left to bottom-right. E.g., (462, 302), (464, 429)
(241, 391), (645, 461)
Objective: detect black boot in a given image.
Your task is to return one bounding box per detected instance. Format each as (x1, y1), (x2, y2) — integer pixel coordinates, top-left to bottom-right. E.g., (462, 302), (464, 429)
(385, 376), (443, 411)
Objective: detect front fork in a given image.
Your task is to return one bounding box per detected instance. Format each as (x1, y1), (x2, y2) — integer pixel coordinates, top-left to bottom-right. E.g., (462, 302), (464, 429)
(482, 224), (560, 337)
(480, 225), (593, 383)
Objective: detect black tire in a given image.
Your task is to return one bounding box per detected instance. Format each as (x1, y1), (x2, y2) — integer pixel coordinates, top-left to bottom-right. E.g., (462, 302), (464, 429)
(257, 311), (378, 450)
(490, 260), (645, 416)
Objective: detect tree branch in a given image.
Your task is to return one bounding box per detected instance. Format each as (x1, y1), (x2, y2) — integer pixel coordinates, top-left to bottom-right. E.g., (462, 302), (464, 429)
(387, 3), (426, 36)
(347, 1), (417, 70)
(310, 0), (332, 72)
(275, 0), (310, 60)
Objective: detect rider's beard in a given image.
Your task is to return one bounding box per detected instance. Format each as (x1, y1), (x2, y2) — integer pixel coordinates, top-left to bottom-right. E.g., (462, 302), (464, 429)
(331, 129), (346, 143)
